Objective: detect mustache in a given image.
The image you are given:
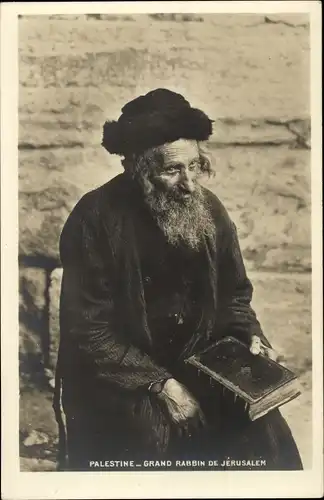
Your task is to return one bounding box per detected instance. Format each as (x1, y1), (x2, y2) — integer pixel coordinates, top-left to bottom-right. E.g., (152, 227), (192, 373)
(172, 186), (194, 200)
(155, 182), (202, 207)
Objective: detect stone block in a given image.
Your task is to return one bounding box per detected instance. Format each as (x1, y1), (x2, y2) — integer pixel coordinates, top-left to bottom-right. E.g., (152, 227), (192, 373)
(19, 125), (86, 149)
(19, 45), (309, 121)
(262, 247), (311, 273)
(211, 120), (296, 146)
(19, 50), (150, 89)
(19, 147), (122, 191)
(20, 267), (47, 313)
(19, 183), (81, 263)
(20, 457), (56, 472)
(49, 268), (63, 370)
(249, 271), (311, 375)
(19, 16), (309, 119)
(19, 18), (147, 55)
(19, 267), (48, 378)
(19, 152), (124, 262)
(19, 87), (123, 116)
(20, 94), (308, 148)
(17, 13), (311, 270)
(19, 145), (310, 269)
(19, 115), (302, 149)
(202, 146), (311, 272)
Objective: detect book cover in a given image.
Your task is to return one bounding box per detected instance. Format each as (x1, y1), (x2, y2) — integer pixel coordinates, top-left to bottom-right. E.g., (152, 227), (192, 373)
(185, 336), (301, 419)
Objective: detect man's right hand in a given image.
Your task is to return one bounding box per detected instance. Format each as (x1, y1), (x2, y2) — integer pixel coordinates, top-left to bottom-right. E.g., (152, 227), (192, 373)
(156, 378), (206, 437)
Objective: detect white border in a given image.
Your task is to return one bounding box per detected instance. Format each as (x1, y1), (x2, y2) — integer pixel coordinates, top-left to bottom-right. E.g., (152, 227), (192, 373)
(1, 2), (323, 499)
(4, 0), (320, 15)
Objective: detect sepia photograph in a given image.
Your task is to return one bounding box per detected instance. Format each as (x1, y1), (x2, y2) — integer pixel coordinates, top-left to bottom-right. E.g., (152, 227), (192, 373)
(1, 1), (323, 499)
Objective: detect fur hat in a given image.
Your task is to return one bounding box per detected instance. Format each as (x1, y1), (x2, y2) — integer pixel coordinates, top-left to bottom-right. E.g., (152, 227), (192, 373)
(102, 88), (214, 156)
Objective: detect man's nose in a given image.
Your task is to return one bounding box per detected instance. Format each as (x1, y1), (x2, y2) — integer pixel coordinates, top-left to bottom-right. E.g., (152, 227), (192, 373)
(180, 169), (195, 193)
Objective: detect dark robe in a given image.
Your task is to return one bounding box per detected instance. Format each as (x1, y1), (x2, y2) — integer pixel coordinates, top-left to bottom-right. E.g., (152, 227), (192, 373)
(55, 173), (303, 471)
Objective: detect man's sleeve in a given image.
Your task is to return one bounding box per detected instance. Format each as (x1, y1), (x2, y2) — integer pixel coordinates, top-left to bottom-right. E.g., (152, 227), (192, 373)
(215, 219), (271, 348)
(59, 196), (172, 391)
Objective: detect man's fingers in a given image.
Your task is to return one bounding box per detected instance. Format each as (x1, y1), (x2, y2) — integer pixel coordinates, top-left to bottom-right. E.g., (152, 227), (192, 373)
(250, 336), (279, 361)
(260, 344), (279, 361)
(250, 335), (261, 355)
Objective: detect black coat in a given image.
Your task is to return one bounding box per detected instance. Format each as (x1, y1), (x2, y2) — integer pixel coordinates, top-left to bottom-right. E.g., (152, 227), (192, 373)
(55, 173), (302, 470)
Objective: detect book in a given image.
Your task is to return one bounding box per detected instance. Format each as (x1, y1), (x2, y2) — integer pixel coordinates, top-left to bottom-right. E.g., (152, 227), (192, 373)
(184, 336), (301, 421)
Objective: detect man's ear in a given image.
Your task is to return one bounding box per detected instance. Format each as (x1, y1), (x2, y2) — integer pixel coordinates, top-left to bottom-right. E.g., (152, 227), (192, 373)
(140, 173), (154, 196)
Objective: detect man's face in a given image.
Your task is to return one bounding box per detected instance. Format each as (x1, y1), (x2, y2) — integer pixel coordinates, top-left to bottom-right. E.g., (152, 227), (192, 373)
(134, 138), (215, 250)
(150, 139), (200, 201)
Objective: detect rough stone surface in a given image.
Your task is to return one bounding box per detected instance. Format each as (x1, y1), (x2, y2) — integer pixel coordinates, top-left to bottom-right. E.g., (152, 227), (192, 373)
(204, 146), (311, 272)
(19, 268), (48, 378)
(249, 272), (311, 375)
(19, 16), (309, 119)
(19, 267), (47, 313)
(49, 268), (63, 370)
(23, 430), (49, 447)
(261, 247), (311, 272)
(17, 14), (312, 471)
(19, 145), (311, 271)
(18, 14), (311, 272)
(20, 458), (56, 472)
(20, 115), (306, 149)
(19, 183), (81, 264)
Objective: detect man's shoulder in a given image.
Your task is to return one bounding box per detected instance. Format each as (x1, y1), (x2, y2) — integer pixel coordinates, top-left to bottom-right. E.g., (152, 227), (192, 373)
(72, 173), (128, 214)
(61, 173), (130, 239)
(60, 175), (128, 254)
(202, 186), (232, 226)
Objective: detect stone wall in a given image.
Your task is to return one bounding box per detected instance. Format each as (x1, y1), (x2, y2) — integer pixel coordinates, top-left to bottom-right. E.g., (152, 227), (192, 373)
(18, 14), (311, 383)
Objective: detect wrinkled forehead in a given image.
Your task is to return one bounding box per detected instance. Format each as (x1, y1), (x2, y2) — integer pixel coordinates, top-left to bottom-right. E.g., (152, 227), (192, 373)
(157, 139), (199, 166)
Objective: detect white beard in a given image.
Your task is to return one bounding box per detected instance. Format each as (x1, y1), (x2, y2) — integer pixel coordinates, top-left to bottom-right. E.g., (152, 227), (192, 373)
(143, 182), (216, 251)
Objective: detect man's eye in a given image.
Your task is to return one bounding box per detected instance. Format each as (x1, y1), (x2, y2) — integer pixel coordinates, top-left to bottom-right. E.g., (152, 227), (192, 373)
(189, 162), (199, 171)
(165, 167), (180, 174)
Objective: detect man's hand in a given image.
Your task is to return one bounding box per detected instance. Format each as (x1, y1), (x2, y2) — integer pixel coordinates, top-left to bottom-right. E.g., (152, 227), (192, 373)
(249, 335), (279, 361)
(157, 378), (206, 437)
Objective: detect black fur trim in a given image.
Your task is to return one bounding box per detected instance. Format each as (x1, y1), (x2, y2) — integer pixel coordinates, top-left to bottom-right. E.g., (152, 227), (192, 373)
(101, 89), (214, 156)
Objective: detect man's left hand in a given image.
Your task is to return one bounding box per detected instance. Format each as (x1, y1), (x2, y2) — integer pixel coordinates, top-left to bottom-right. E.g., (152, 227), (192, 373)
(249, 335), (279, 361)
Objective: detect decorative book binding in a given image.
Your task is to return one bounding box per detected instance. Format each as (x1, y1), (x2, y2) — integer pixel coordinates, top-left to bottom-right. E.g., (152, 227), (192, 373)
(185, 336), (301, 421)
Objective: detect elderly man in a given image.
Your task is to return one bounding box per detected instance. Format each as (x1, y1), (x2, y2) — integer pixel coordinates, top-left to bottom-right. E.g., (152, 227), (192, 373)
(54, 89), (303, 471)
